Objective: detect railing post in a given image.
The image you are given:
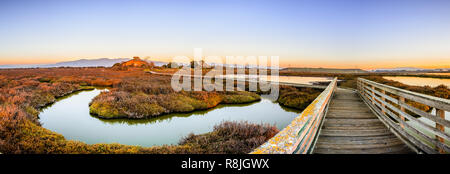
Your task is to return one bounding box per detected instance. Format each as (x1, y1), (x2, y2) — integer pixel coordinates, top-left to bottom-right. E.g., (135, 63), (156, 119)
(360, 80), (364, 96)
(399, 97), (406, 128)
(371, 86), (375, 105)
(358, 79), (363, 95)
(356, 78), (359, 91)
(381, 89), (386, 115)
(357, 79), (360, 93)
(436, 109), (445, 154)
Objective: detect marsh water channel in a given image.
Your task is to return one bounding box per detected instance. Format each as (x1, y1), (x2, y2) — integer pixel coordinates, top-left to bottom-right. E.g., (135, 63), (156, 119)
(383, 76), (450, 87)
(39, 89), (302, 147)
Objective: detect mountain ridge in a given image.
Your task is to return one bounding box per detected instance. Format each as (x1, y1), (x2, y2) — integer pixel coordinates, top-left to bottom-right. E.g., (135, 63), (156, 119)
(371, 67), (450, 72)
(0, 58), (167, 69)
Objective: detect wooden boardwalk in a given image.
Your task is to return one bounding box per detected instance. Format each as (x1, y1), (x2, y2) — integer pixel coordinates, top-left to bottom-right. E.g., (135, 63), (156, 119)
(254, 78), (449, 154)
(314, 88), (414, 154)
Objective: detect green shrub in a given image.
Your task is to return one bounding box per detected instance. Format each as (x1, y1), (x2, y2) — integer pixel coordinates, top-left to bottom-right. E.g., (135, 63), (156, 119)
(89, 102), (123, 118)
(221, 91), (261, 104)
(277, 86), (322, 110)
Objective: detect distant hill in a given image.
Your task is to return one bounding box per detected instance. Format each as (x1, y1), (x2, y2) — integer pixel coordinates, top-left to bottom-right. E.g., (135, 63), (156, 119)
(0, 58), (168, 69)
(371, 67), (450, 72)
(48, 58), (132, 67)
(281, 67), (367, 74)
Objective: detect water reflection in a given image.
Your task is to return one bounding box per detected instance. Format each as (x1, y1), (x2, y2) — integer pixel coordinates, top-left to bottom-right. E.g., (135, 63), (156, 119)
(423, 73), (450, 76)
(96, 101), (279, 126)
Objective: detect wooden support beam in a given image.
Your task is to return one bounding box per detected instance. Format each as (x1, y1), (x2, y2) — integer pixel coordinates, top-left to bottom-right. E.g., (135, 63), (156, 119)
(381, 89), (386, 115)
(436, 109), (446, 154)
(371, 86), (375, 105)
(399, 97), (406, 129)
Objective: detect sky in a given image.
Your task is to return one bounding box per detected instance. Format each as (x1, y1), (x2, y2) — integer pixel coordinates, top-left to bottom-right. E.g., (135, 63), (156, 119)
(0, 0), (449, 70)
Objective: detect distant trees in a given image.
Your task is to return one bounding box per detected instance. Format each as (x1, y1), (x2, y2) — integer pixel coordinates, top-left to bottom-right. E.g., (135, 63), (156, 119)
(147, 61), (155, 68)
(190, 60), (205, 69)
(162, 62), (180, 68)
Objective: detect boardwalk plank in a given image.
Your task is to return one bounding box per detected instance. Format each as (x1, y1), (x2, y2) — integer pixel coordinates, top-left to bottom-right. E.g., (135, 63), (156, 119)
(316, 140), (404, 149)
(320, 129), (392, 137)
(314, 145), (413, 154)
(313, 88), (414, 154)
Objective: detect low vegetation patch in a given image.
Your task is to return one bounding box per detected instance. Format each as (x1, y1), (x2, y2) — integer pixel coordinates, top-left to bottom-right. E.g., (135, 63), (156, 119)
(177, 121), (278, 154)
(277, 86), (322, 110)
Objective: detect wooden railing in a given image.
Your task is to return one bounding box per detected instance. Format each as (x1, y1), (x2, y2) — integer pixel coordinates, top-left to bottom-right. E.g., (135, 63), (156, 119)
(357, 78), (450, 154)
(251, 77), (337, 154)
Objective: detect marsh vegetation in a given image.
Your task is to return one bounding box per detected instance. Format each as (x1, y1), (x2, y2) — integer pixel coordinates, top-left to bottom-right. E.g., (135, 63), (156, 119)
(0, 67), (318, 154)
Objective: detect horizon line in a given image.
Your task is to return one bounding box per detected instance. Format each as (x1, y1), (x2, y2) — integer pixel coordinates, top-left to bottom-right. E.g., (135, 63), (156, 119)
(0, 57), (449, 71)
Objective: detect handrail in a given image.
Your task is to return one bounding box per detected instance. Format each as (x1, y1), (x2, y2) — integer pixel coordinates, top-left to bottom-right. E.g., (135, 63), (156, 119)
(357, 78), (450, 154)
(251, 77), (337, 154)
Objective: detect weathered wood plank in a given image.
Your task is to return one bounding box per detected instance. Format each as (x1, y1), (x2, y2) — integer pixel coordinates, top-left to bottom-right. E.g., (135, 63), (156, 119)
(322, 125), (386, 130)
(322, 121), (385, 127)
(323, 118), (382, 125)
(316, 140), (404, 149)
(317, 135), (398, 142)
(320, 129), (393, 137)
(314, 144), (413, 154)
(325, 114), (376, 119)
(436, 109), (446, 154)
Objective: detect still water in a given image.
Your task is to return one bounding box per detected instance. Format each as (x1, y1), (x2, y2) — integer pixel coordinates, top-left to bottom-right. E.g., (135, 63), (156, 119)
(383, 76), (450, 87)
(423, 73), (450, 76)
(39, 89), (300, 147)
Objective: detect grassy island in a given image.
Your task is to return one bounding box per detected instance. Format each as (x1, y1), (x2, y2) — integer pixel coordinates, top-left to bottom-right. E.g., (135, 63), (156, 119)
(89, 90), (261, 119)
(277, 85), (322, 110)
(88, 73), (261, 119)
